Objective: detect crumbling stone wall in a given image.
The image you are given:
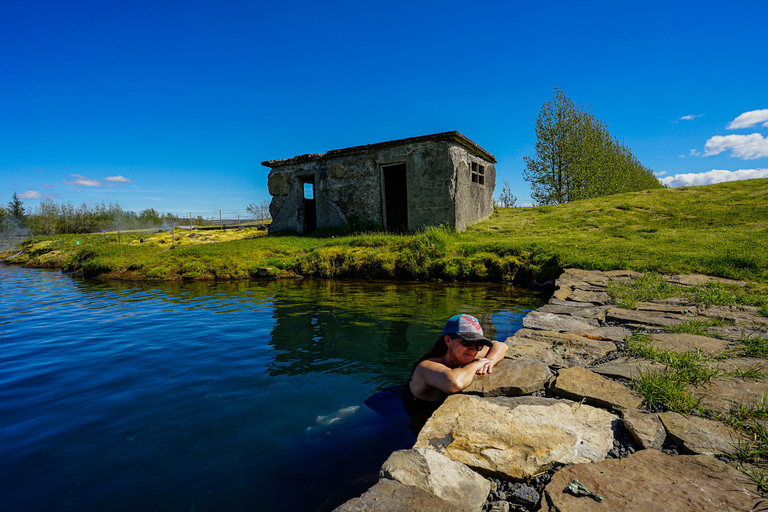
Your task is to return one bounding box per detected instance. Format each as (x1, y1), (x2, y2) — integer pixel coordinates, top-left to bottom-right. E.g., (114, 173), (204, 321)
(264, 132), (496, 233)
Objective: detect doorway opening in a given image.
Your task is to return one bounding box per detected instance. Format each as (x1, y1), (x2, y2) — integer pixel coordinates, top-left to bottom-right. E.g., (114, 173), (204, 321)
(301, 178), (316, 234)
(382, 163), (408, 232)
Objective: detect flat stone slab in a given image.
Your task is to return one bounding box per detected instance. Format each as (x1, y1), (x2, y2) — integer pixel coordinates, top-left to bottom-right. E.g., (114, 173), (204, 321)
(463, 358), (551, 397)
(539, 448), (761, 512)
(621, 409), (666, 449)
(707, 325), (768, 341)
(414, 394), (617, 481)
(571, 326), (629, 343)
(605, 308), (687, 327)
(556, 268), (611, 288)
(707, 357), (768, 375)
(482, 396), (576, 411)
(648, 332), (730, 354)
(635, 301), (698, 315)
(522, 311), (600, 332)
(536, 303), (607, 321)
(700, 306), (768, 327)
(549, 367), (644, 410)
(333, 478), (462, 512)
(568, 289), (611, 305)
(590, 356), (666, 381)
(506, 329), (616, 368)
(666, 273), (748, 287)
(380, 447), (490, 512)
(658, 412), (742, 456)
(687, 376), (768, 414)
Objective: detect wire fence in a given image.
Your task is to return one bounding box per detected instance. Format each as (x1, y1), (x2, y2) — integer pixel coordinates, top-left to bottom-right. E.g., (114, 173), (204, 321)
(164, 209), (269, 229)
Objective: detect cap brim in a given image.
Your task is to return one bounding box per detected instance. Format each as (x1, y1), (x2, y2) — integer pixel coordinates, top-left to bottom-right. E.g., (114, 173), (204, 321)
(456, 333), (493, 347)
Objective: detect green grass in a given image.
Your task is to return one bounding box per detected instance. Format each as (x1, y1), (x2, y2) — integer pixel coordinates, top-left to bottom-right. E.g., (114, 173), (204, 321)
(3, 178), (768, 283)
(627, 331), (720, 413)
(667, 318), (733, 336)
(719, 392), (768, 491)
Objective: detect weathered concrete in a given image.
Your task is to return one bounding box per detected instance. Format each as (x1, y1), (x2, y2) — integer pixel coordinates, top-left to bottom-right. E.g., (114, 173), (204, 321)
(262, 132), (496, 233)
(540, 449), (761, 512)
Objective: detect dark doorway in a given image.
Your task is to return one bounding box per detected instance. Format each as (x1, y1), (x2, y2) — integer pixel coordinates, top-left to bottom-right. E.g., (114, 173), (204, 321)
(302, 180), (316, 234)
(383, 164), (408, 232)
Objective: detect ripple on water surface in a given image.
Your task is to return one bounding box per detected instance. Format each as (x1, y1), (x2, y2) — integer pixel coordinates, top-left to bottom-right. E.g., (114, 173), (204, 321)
(0, 264), (546, 512)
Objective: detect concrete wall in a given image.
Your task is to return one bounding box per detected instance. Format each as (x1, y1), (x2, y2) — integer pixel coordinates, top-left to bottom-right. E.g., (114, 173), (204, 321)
(266, 139), (495, 233)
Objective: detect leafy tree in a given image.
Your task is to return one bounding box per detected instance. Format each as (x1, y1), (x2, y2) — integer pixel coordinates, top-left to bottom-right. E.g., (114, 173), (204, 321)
(523, 88), (662, 205)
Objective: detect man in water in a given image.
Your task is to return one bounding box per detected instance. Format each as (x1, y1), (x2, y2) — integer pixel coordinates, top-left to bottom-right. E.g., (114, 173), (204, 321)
(401, 314), (508, 435)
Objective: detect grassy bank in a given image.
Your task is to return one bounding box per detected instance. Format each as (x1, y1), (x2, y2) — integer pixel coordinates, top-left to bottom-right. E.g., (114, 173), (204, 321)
(2, 178), (768, 284)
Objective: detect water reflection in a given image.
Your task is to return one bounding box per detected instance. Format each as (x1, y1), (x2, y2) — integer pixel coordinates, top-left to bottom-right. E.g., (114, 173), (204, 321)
(0, 265), (548, 512)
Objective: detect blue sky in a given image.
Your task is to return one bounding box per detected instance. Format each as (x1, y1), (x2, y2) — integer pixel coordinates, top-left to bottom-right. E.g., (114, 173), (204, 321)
(2, 0), (767, 215)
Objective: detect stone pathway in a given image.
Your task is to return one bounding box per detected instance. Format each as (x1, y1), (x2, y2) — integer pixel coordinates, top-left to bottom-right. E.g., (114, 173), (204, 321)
(333, 269), (768, 511)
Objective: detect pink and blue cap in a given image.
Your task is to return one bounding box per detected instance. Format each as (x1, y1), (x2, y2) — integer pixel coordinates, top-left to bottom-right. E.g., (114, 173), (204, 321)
(442, 314), (493, 347)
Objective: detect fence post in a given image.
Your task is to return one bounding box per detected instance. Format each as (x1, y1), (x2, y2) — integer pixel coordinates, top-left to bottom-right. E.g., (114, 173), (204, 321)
(219, 210), (222, 229)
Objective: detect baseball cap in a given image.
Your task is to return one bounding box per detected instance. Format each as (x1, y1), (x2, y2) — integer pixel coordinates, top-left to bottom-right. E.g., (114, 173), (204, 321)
(442, 314), (493, 347)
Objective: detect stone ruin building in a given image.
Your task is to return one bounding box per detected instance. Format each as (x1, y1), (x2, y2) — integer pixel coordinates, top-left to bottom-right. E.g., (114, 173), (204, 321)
(261, 131), (496, 234)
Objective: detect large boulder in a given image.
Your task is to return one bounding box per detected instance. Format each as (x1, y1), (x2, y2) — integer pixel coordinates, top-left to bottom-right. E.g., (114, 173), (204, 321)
(380, 447), (490, 512)
(414, 394), (617, 480)
(332, 478), (462, 512)
(540, 448), (761, 511)
(505, 329), (616, 368)
(462, 358), (551, 397)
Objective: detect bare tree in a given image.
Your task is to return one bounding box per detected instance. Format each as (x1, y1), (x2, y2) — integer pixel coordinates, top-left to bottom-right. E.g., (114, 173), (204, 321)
(246, 200), (271, 225)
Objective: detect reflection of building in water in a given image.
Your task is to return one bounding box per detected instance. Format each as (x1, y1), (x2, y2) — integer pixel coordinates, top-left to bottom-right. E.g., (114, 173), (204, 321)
(262, 280), (523, 379)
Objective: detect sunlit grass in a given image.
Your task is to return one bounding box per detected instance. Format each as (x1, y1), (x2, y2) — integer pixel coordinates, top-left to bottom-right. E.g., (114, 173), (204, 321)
(3, 178), (768, 283)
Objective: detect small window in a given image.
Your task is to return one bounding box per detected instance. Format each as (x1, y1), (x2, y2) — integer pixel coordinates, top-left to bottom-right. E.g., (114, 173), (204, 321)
(303, 182), (314, 199)
(471, 162), (485, 185)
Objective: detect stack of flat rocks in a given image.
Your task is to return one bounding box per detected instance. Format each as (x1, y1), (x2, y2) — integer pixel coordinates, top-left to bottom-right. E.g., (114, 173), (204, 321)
(333, 269), (768, 511)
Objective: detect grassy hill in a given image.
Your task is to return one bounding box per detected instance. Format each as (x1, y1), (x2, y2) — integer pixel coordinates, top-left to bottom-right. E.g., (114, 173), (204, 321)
(3, 178), (768, 285)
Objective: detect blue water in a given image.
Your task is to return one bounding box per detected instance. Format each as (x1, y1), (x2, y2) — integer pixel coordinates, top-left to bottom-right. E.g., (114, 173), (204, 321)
(0, 264), (546, 512)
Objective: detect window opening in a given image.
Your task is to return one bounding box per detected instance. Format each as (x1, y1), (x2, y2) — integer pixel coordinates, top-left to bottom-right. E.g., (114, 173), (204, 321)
(303, 182), (314, 199)
(471, 162), (485, 185)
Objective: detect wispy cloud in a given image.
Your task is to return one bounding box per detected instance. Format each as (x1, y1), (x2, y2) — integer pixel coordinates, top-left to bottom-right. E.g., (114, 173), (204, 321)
(703, 133), (768, 159)
(62, 174), (104, 187)
(104, 175), (132, 183)
(727, 109), (768, 130)
(660, 168), (768, 188)
(676, 114), (704, 122)
(18, 190), (41, 199)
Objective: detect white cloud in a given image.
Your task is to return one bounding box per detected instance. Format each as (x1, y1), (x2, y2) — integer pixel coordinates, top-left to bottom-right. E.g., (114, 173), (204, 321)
(703, 133), (768, 159)
(678, 114), (704, 122)
(660, 168), (768, 188)
(104, 175), (132, 182)
(18, 190), (41, 199)
(727, 109), (768, 130)
(62, 174), (104, 187)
